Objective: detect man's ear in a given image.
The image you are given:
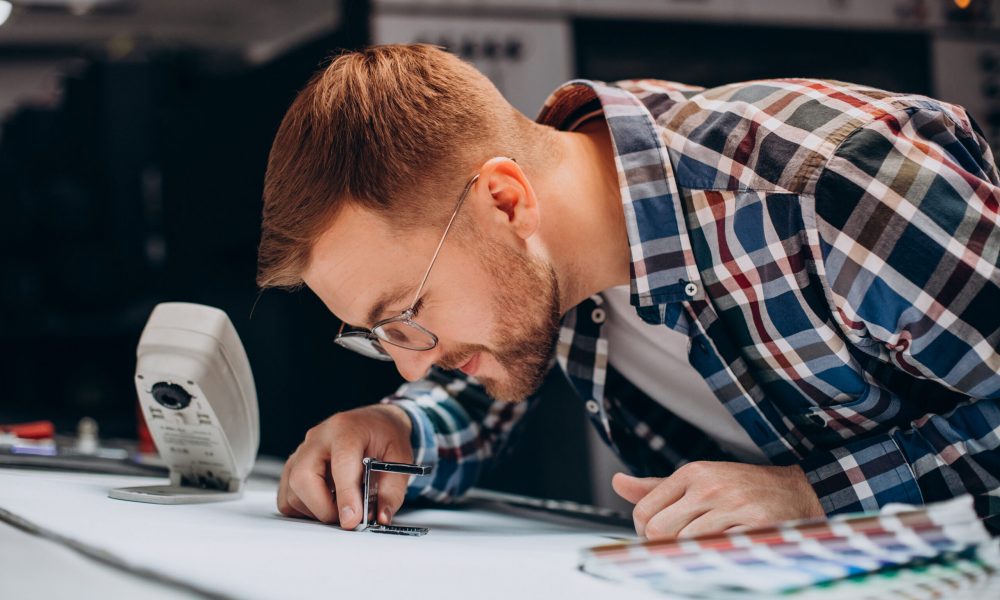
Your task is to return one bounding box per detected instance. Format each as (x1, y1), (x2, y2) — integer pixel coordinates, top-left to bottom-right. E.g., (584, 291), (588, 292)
(478, 156), (539, 241)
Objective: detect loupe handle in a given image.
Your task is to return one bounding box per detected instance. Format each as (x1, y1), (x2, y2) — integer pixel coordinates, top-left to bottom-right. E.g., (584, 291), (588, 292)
(364, 458), (432, 476)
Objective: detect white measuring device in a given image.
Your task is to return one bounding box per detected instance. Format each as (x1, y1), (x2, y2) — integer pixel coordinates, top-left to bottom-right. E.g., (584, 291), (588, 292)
(109, 302), (259, 505)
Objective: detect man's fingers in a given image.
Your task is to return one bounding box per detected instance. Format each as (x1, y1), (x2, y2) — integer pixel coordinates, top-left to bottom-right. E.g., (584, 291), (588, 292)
(287, 452), (338, 523)
(286, 492), (319, 521)
(277, 458), (294, 516)
(611, 472), (662, 504)
(277, 406), (416, 529)
(330, 448), (366, 530)
(631, 477), (684, 537)
(644, 497), (707, 541)
(676, 510), (740, 539)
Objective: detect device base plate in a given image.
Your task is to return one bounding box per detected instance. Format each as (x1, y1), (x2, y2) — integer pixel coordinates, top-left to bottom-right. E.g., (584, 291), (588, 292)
(108, 485), (243, 505)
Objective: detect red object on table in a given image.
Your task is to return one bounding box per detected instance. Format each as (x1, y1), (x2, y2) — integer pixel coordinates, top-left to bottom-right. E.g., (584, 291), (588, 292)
(136, 401), (156, 454)
(0, 420), (55, 439)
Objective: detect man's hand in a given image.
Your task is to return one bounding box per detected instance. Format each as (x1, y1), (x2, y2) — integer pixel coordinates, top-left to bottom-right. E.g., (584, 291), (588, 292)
(277, 404), (413, 530)
(612, 461), (825, 540)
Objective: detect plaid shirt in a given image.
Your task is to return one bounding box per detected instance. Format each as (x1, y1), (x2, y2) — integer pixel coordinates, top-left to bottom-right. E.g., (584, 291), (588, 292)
(385, 78), (1000, 523)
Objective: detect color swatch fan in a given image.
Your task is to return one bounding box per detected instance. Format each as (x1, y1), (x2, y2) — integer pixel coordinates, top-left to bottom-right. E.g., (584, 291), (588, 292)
(580, 495), (1000, 599)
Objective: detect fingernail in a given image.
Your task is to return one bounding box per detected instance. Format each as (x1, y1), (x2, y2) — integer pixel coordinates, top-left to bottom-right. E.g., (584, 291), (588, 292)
(341, 506), (355, 522)
(380, 508), (392, 523)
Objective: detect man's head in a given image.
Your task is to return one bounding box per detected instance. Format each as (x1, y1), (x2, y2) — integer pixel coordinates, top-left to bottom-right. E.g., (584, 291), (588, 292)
(258, 45), (564, 402)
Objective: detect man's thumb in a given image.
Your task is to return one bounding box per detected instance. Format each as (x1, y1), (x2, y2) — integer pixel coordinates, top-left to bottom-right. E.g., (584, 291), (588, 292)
(611, 472), (662, 504)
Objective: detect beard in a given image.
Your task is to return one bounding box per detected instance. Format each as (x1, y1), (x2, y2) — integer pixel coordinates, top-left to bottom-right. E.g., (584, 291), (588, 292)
(438, 238), (561, 403)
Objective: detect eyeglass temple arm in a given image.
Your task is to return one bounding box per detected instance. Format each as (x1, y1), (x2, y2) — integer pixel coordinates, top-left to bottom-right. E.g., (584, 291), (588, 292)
(407, 173), (480, 309)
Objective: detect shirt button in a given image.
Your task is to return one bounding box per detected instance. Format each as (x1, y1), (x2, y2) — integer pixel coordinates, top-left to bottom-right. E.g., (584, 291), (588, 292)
(591, 307), (606, 324)
(585, 399), (600, 414)
(808, 414), (825, 427)
(684, 282), (698, 297)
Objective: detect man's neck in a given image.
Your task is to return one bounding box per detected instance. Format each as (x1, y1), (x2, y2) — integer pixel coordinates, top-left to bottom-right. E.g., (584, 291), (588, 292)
(534, 119), (632, 315)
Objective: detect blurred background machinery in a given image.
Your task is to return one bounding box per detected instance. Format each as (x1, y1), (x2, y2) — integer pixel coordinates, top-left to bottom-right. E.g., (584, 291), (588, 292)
(375, 0), (1000, 152)
(1, 0), (997, 507)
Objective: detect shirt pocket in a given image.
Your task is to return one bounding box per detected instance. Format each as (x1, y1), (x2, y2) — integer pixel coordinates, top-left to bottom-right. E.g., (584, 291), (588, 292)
(786, 379), (900, 447)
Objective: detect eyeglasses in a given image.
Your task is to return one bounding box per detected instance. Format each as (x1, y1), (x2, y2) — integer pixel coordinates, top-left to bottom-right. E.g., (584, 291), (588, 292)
(333, 170), (482, 361)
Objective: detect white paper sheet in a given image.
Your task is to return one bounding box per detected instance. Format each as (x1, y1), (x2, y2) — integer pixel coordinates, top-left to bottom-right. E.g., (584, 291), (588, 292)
(0, 468), (666, 599)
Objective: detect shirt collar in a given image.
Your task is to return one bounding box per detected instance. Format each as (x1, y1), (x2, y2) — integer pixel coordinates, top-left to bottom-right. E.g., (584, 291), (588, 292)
(536, 79), (704, 325)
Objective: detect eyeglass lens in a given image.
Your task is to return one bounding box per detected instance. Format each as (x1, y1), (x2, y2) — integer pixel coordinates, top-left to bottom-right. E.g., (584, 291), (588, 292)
(373, 321), (436, 351)
(334, 335), (392, 361)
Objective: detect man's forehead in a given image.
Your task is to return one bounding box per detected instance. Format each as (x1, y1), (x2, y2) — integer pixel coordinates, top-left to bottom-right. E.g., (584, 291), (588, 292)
(303, 204), (428, 326)
(309, 265), (414, 328)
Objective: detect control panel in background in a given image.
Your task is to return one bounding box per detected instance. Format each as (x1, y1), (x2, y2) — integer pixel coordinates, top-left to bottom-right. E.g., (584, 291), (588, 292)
(374, 0), (1000, 161)
(372, 9), (573, 117)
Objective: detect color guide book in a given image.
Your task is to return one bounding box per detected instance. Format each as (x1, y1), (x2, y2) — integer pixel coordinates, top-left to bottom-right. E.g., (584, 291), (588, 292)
(579, 495), (1000, 599)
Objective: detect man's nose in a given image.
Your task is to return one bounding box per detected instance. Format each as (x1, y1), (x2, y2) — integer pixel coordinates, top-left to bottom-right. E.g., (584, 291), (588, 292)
(384, 344), (439, 382)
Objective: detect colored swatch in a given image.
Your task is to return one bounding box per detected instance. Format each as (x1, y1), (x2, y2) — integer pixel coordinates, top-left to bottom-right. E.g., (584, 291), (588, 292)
(579, 495), (1000, 598)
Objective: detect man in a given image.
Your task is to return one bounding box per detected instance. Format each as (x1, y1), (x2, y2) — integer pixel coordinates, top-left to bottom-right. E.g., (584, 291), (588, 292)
(258, 45), (1000, 539)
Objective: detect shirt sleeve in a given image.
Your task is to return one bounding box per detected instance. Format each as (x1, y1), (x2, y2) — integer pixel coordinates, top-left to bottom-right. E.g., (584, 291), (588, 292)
(381, 367), (535, 502)
(806, 102), (1000, 520)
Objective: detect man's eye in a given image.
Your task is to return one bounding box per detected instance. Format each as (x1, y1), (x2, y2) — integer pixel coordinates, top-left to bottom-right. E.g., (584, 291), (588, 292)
(384, 327), (410, 343)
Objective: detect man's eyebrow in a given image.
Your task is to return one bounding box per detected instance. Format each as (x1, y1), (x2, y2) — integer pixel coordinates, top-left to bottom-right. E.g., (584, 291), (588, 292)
(364, 285), (411, 327)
